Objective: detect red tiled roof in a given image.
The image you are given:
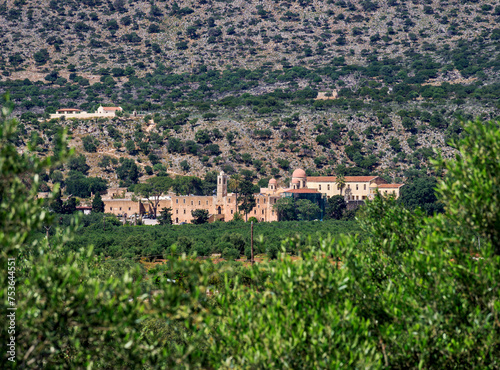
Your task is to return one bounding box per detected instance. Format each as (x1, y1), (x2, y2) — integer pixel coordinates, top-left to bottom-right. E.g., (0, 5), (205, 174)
(283, 189), (320, 194)
(378, 184), (404, 188)
(307, 176), (378, 182)
(102, 107), (122, 111)
(57, 108), (81, 112)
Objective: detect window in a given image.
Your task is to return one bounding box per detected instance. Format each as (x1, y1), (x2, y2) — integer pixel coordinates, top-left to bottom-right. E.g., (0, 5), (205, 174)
(128, 207), (131, 211)
(183, 209), (186, 214)
(206, 201), (208, 205)
(183, 199), (186, 204)
(191, 201), (193, 205)
(327, 184), (330, 191)
(272, 210), (274, 215)
(119, 207), (122, 211)
(319, 185), (322, 190)
(364, 184), (366, 190)
(176, 199), (178, 204)
(347, 184), (350, 189)
(356, 184), (358, 190)
(109, 207), (112, 211)
(198, 201), (201, 205)
(228, 198), (231, 203)
(231, 210), (233, 214)
(264, 198), (266, 204)
(257, 198), (260, 204)
(262, 210), (264, 214)
(176, 210), (178, 214)
(254, 210), (256, 214)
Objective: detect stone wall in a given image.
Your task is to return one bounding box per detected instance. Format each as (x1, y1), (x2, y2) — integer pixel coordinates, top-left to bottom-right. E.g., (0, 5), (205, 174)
(49, 112), (117, 119)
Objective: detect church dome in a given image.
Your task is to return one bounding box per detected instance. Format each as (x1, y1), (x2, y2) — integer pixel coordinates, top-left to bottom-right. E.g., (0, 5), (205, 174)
(269, 178), (277, 185)
(292, 169), (306, 178)
(291, 178), (300, 184)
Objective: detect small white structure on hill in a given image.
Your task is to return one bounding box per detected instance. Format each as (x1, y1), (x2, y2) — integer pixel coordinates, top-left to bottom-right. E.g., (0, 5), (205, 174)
(96, 105), (123, 115)
(49, 105), (123, 120)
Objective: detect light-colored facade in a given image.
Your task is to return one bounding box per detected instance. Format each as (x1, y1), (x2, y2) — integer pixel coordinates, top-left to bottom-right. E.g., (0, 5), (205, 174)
(96, 106), (123, 115)
(306, 176), (389, 201)
(100, 169), (403, 224)
(261, 169), (404, 201)
(370, 183), (404, 198)
(102, 172), (280, 224)
(49, 105), (123, 120)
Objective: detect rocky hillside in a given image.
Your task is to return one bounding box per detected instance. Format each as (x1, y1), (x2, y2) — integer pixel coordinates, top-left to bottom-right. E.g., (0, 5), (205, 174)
(1, 0), (499, 185)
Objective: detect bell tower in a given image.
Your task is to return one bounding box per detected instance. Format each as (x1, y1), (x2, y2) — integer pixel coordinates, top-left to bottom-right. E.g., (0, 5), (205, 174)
(217, 171), (228, 200)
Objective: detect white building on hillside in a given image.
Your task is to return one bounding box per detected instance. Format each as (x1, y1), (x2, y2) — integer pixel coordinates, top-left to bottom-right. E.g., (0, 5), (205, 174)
(49, 105), (123, 120)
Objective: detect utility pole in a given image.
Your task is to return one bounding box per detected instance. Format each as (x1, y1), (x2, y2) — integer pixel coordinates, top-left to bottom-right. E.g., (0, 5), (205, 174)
(250, 221), (254, 264)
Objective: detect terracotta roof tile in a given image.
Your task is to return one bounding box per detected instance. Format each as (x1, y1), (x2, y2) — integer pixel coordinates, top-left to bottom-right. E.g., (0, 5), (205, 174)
(283, 189), (321, 194)
(378, 184), (404, 188)
(307, 176), (378, 182)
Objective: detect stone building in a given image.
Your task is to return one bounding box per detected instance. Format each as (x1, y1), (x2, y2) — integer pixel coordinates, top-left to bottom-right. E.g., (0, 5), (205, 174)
(49, 105), (123, 120)
(96, 106), (123, 115)
(102, 172), (280, 224)
(101, 169), (404, 224)
(273, 169), (404, 201)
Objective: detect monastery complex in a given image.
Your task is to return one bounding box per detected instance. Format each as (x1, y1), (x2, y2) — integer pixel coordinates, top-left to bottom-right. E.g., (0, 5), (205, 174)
(102, 169), (404, 224)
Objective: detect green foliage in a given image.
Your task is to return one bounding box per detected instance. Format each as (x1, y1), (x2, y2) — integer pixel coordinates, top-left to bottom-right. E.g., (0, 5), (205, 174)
(273, 197), (295, 221)
(221, 246), (240, 261)
(180, 159), (190, 172)
(33, 49), (50, 65)
(158, 207), (173, 225)
(221, 232), (246, 254)
(237, 177), (256, 220)
(134, 176), (171, 217)
(325, 195), (347, 220)
(82, 135), (99, 152)
(295, 199), (320, 221)
(92, 192), (104, 213)
(399, 175), (444, 215)
(274, 197), (321, 221)
(125, 139), (135, 154)
(66, 172), (107, 198)
(191, 209), (209, 224)
(434, 119), (500, 253)
(208, 119), (500, 367)
(116, 158), (139, 187)
(67, 154), (90, 175)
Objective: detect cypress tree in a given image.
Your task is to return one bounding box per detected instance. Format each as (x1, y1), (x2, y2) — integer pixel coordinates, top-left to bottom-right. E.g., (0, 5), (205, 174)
(92, 192), (104, 213)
